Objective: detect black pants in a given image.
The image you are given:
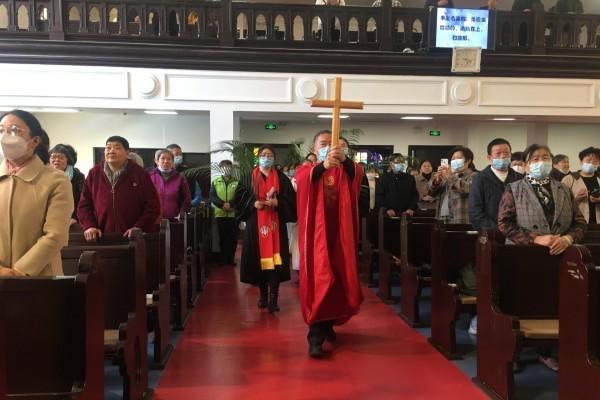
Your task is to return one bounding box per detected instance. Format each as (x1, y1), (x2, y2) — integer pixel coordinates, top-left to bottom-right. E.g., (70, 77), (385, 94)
(217, 217), (237, 264)
(307, 320), (335, 345)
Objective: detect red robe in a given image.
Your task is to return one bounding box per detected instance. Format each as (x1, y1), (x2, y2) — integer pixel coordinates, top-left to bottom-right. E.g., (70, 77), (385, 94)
(296, 162), (364, 325)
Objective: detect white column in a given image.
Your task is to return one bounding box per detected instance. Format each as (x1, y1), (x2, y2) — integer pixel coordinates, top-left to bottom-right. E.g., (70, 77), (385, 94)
(209, 107), (240, 165)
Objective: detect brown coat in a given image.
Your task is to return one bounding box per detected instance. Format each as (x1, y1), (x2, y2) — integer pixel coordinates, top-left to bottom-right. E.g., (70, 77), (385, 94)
(0, 156), (73, 276)
(562, 172), (600, 224)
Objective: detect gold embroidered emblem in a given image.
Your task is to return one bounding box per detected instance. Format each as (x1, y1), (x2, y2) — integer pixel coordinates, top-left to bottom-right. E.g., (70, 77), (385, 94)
(326, 176), (335, 186)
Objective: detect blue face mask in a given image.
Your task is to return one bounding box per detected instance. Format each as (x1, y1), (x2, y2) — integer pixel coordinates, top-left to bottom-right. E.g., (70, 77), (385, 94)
(450, 158), (465, 172)
(288, 169), (296, 177)
(393, 163), (406, 174)
(259, 157), (274, 168)
(582, 163), (598, 174)
(318, 146), (329, 162)
(173, 155), (183, 166)
(528, 161), (552, 180)
(492, 158), (510, 171)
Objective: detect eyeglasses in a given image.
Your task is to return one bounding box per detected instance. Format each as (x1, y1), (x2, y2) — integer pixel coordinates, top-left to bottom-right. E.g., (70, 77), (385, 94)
(0, 124), (27, 136)
(50, 154), (67, 161)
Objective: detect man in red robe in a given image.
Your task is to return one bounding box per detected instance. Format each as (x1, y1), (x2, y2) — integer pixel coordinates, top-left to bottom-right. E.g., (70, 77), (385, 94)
(296, 130), (364, 358)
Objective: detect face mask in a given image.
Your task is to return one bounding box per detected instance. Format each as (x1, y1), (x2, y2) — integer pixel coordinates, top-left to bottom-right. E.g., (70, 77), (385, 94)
(511, 165), (525, 174)
(173, 155), (183, 166)
(367, 173), (376, 179)
(558, 168), (570, 175)
(318, 146), (329, 162)
(491, 158), (510, 171)
(582, 163), (598, 174)
(158, 166), (172, 174)
(0, 134), (29, 160)
(450, 158), (465, 172)
(288, 169), (296, 178)
(259, 157), (273, 168)
(393, 163), (406, 174)
(528, 161), (552, 180)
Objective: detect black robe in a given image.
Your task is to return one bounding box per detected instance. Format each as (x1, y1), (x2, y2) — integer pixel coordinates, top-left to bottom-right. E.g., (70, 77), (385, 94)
(236, 169), (297, 285)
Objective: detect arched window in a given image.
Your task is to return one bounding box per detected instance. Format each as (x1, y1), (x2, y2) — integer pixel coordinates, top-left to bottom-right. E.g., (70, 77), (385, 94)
(67, 6), (80, 33)
(500, 21), (511, 46)
(236, 13), (248, 39)
(35, 4), (48, 32)
(559, 23), (571, 47)
(412, 19), (422, 44)
(332, 17), (341, 42)
(544, 23), (554, 47)
(274, 14), (285, 40)
(187, 10), (199, 36)
(577, 24), (588, 48)
(255, 14), (266, 39)
(107, 7), (119, 34)
(17, 4), (29, 31)
(292, 15), (303, 41)
(109, 7), (118, 23)
(168, 10), (180, 36)
(148, 10), (159, 35)
(366, 17), (377, 43)
(518, 22), (528, 47)
(311, 16), (322, 41)
(348, 17), (359, 43)
(0, 4), (8, 30)
(127, 8), (140, 35)
(88, 6), (100, 33)
(595, 26), (600, 48)
(394, 19), (405, 43)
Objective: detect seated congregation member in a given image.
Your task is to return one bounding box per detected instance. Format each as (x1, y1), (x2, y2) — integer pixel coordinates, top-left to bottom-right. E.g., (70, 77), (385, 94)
(236, 145), (296, 314)
(167, 143), (203, 207)
(415, 160), (436, 210)
(78, 136), (161, 241)
(510, 151), (526, 174)
(49, 144), (85, 224)
(498, 144), (586, 371)
(376, 153), (418, 217)
(430, 146), (477, 224)
(425, 0), (454, 8)
(0, 110), (73, 276)
(150, 149), (191, 219)
(469, 138), (523, 231)
(210, 159), (239, 265)
(550, 154), (570, 182)
(562, 146), (600, 224)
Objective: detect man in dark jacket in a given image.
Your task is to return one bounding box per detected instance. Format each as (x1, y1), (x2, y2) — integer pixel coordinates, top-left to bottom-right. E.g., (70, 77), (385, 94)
(376, 153), (419, 217)
(468, 138), (523, 231)
(78, 136), (161, 241)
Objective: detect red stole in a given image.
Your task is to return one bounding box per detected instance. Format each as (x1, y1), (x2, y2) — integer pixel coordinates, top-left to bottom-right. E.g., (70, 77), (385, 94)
(252, 167), (282, 270)
(296, 162), (364, 325)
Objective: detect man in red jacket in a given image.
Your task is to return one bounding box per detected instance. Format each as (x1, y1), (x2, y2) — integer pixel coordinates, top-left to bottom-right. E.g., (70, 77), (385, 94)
(78, 136), (161, 241)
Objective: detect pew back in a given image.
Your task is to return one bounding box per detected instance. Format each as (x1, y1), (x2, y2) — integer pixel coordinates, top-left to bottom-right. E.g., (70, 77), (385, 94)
(432, 223), (477, 285)
(144, 220), (170, 293)
(401, 215), (437, 267)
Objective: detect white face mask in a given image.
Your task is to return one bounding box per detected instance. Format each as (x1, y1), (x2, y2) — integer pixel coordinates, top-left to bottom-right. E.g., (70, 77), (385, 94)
(511, 165), (525, 175)
(0, 134), (29, 160)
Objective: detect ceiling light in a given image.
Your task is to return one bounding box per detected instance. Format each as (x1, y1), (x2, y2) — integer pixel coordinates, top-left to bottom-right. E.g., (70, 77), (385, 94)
(144, 110), (178, 115)
(493, 118), (516, 121)
(37, 108), (80, 113)
(317, 114), (350, 119)
(401, 116), (433, 120)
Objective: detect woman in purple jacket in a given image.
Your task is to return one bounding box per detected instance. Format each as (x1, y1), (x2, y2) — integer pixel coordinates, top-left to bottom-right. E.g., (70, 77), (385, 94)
(149, 149), (191, 219)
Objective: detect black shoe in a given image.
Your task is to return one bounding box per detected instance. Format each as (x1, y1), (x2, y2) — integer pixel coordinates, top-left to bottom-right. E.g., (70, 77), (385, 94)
(268, 293), (280, 313)
(325, 326), (337, 343)
(308, 342), (324, 358)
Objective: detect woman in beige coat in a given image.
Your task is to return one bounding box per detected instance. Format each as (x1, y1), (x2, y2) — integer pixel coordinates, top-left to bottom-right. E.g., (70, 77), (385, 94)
(562, 147), (600, 225)
(0, 110), (73, 276)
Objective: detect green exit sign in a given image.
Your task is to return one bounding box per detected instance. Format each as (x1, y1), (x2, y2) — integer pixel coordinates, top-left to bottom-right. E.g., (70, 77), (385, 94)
(265, 122), (278, 130)
(429, 130), (441, 137)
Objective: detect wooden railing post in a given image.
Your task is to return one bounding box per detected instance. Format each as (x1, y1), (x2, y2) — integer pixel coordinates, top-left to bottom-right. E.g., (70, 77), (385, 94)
(49, 0), (65, 39)
(531, 0), (546, 54)
(379, 0), (392, 51)
(220, 0), (234, 46)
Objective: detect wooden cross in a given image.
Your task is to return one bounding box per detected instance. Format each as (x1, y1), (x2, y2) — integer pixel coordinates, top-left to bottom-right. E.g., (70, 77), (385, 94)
(311, 77), (363, 146)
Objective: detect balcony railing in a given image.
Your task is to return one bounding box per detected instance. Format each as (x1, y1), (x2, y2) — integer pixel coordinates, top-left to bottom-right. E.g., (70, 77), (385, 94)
(1, 0), (600, 55)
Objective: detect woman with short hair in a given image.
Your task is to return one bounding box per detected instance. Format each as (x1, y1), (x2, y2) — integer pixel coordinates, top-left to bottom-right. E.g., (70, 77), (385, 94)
(0, 110), (73, 276)
(149, 149), (191, 219)
(49, 144), (85, 224)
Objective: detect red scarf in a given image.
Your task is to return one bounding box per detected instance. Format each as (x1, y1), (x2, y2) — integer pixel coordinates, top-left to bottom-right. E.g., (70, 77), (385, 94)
(252, 167), (282, 270)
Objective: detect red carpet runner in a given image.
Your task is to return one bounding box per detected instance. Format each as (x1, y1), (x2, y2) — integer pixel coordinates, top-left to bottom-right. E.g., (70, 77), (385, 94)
(155, 266), (487, 400)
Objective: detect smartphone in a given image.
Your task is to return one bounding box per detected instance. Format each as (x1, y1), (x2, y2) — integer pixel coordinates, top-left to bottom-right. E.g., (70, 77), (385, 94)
(440, 159), (449, 167)
(590, 188), (600, 197)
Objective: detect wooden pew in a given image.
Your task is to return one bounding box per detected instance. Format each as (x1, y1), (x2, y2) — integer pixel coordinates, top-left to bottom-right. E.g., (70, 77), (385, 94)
(359, 210), (379, 287)
(144, 220), (173, 369)
(429, 223), (478, 359)
(377, 208), (401, 303)
(399, 214), (436, 327)
(558, 244), (600, 400)
(169, 217), (190, 330)
(1, 252), (104, 400)
(61, 232), (151, 400)
(186, 208), (200, 306)
(475, 232), (560, 400)
(196, 203), (212, 285)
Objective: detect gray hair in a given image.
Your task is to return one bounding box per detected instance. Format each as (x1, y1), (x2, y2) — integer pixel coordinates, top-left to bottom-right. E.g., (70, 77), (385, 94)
(155, 149), (174, 161)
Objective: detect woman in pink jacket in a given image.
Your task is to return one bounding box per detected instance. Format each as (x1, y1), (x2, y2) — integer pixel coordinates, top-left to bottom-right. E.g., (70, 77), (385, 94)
(149, 149), (191, 219)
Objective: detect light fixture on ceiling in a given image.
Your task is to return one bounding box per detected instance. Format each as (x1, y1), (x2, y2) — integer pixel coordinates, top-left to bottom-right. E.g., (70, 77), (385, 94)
(493, 117), (516, 121)
(317, 114), (350, 119)
(144, 110), (178, 115)
(37, 108), (80, 113)
(401, 116), (433, 120)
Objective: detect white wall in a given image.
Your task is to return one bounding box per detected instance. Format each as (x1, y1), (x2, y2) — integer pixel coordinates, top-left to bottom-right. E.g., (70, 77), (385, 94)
(547, 124), (599, 170)
(466, 122), (528, 167)
(36, 111), (210, 174)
